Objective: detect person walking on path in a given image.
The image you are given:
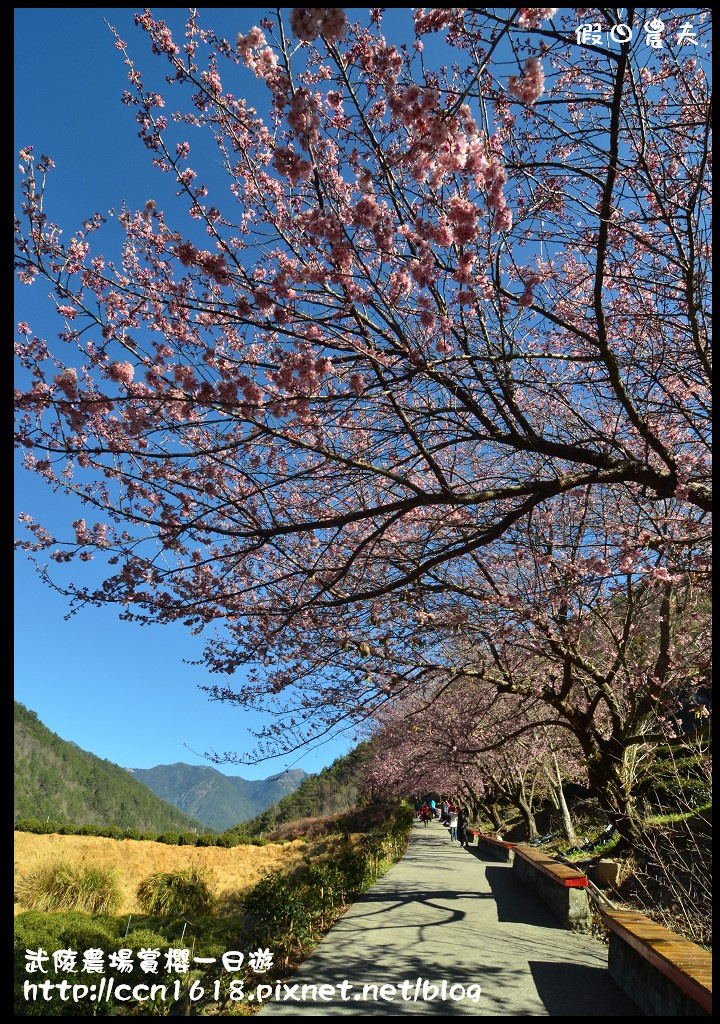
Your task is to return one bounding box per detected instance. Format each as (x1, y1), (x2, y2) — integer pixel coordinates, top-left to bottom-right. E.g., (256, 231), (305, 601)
(457, 807), (470, 848)
(448, 806), (458, 841)
(420, 803), (430, 826)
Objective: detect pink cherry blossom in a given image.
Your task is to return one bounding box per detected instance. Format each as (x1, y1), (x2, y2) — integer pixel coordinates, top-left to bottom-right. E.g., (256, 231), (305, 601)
(508, 57), (546, 105)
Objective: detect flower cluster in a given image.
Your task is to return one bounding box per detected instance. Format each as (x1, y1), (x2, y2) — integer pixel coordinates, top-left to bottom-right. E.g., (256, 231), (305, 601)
(54, 368), (78, 400)
(269, 350), (333, 396)
(107, 361), (135, 387)
(201, 69), (222, 96)
(273, 146), (312, 184)
(413, 9), (466, 34)
(446, 196), (481, 245)
(236, 27), (287, 99)
(388, 83), (440, 127)
(508, 57), (546, 105)
(73, 519), (92, 545)
(485, 159), (512, 233)
(135, 11), (180, 55)
(287, 88), (322, 149)
(236, 26), (266, 57)
(176, 242), (230, 285)
(517, 268), (544, 307)
(517, 8), (558, 29)
(349, 196), (394, 251)
(289, 9), (348, 44)
(352, 196), (381, 229)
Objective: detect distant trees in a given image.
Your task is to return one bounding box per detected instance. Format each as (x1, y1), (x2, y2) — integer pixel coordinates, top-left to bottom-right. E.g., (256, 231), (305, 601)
(235, 743), (373, 835)
(364, 680), (584, 840)
(371, 488), (710, 842)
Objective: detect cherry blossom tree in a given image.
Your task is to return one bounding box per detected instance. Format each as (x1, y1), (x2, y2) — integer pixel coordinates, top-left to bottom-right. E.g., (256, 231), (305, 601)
(473, 490), (710, 842)
(353, 482), (709, 842)
(364, 679), (586, 840)
(16, 10), (711, 783)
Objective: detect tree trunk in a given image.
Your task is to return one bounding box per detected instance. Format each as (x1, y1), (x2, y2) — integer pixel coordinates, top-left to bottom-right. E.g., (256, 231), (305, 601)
(467, 796), (483, 820)
(508, 780), (538, 841)
(486, 800), (504, 832)
(552, 755), (578, 845)
(515, 794), (539, 841)
(586, 742), (643, 849)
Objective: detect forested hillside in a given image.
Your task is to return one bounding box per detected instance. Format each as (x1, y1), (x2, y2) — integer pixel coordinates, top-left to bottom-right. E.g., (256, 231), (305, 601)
(14, 702), (204, 832)
(235, 743), (373, 835)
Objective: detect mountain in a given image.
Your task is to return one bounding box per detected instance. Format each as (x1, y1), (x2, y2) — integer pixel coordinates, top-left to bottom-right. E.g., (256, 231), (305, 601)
(129, 763), (308, 831)
(14, 702), (205, 833)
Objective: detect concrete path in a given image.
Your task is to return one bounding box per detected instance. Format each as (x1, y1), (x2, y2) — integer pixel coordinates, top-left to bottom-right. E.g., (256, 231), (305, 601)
(258, 820), (642, 1016)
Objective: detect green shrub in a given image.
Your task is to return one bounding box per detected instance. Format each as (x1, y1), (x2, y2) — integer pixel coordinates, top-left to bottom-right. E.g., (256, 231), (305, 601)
(14, 818), (45, 833)
(16, 818), (64, 835)
(195, 833), (219, 847)
(15, 913), (171, 1017)
(15, 819), (207, 847)
(15, 861), (120, 913)
(243, 804), (413, 961)
(75, 823), (102, 837)
(136, 867), (215, 916)
(214, 833), (241, 848)
(243, 867), (318, 952)
(155, 831), (180, 845)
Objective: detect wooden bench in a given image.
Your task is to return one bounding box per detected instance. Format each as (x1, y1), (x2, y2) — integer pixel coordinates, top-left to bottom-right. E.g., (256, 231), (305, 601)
(467, 830), (515, 863)
(601, 907), (711, 1016)
(512, 844), (591, 931)
(513, 844), (589, 888)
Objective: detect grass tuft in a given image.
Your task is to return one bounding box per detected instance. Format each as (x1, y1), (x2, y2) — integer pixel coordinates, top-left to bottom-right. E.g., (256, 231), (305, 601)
(15, 860), (120, 913)
(136, 866), (215, 917)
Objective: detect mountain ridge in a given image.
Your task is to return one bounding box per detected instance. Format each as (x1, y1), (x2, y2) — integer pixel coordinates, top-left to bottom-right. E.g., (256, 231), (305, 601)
(128, 763), (308, 831)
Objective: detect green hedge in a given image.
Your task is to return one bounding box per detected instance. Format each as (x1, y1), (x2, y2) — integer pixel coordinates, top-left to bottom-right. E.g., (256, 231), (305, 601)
(14, 818), (269, 847)
(15, 910), (234, 1017)
(244, 802), (413, 962)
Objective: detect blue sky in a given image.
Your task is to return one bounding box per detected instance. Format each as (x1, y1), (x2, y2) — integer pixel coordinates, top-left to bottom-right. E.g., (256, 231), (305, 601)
(14, 7), (388, 780)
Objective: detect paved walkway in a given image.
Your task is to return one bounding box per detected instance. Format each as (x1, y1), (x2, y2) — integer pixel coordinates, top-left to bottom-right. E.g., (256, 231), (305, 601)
(258, 820), (642, 1016)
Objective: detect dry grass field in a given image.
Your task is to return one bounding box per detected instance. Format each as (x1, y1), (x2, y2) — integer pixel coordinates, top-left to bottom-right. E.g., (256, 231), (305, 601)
(14, 832), (309, 916)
